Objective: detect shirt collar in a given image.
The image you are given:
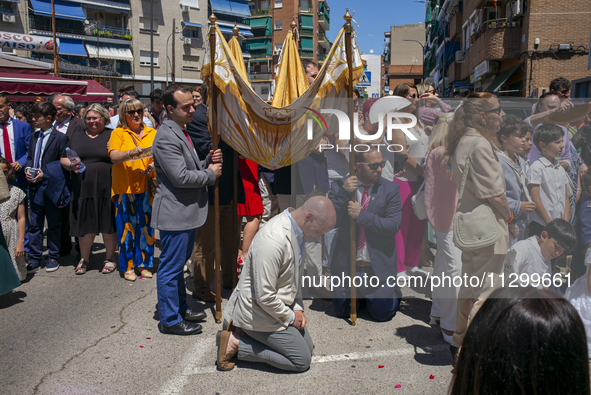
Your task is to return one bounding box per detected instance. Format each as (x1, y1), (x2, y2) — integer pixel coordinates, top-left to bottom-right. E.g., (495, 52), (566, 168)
(54, 115), (72, 127)
(285, 208), (304, 247)
(1, 118), (12, 125)
(538, 156), (559, 168)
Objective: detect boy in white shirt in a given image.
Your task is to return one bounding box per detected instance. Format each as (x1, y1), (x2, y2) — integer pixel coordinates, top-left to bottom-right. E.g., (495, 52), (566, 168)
(528, 123), (571, 238)
(504, 219), (576, 288)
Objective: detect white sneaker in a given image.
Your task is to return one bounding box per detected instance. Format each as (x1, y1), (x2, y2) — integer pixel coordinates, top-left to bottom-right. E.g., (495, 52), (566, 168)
(407, 267), (429, 277)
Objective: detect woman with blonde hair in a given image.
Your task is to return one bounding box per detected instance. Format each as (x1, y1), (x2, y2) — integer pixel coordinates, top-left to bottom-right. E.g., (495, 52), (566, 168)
(445, 92), (516, 359)
(108, 99), (157, 282)
(424, 112), (461, 344)
(61, 103), (117, 274)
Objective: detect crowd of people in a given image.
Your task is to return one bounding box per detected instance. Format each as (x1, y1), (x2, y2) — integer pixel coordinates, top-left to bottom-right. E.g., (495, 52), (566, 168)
(1, 69), (591, 391)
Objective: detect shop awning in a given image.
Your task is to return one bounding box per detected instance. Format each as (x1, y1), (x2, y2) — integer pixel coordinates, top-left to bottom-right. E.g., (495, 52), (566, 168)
(218, 26), (253, 37)
(9, 80), (113, 102)
(85, 43), (134, 61)
(485, 64), (521, 93)
(58, 39), (87, 57)
(210, 0), (251, 18)
(29, 0), (86, 21)
(249, 17), (269, 28)
(181, 21), (204, 28)
(0, 72), (87, 96)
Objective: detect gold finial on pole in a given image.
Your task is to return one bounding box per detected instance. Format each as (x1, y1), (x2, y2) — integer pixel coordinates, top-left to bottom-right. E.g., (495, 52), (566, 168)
(344, 8), (352, 22)
(209, 12), (217, 24)
(290, 19), (297, 31)
(232, 22), (239, 35)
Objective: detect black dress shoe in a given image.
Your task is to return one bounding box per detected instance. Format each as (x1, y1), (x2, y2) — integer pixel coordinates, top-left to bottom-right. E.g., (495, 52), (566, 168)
(159, 320), (202, 335)
(181, 308), (207, 322)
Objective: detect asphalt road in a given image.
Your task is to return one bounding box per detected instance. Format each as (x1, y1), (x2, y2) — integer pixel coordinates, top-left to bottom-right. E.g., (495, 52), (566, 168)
(0, 238), (453, 395)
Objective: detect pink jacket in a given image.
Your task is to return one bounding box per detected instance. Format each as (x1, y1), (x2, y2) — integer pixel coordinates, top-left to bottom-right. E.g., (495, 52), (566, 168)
(424, 146), (458, 232)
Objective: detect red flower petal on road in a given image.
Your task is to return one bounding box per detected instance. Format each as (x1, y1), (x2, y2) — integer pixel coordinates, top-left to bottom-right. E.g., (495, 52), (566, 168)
(139, 345), (144, 348)
(146, 337), (151, 340)
(378, 365), (384, 368)
(429, 374), (435, 379)
(395, 384), (401, 388)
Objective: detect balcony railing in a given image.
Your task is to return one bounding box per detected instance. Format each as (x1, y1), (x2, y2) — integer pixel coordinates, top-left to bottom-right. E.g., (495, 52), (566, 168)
(318, 12), (330, 29)
(317, 53), (326, 62)
(470, 18), (521, 45)
(86, 24), (132, 40)
(299, 6), (313, 13)
(299, 49), (314, 58)
(249, 72), (274, 80)
(299, 27), (314, 36)
(250, 8), (270, 16)
(250, 51), (271, 59)
(29, 17), (85, 35)
(318, 33), (330, 48)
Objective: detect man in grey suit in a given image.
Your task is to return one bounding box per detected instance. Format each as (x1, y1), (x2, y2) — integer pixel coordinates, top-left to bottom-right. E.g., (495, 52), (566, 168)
(218, 196), (336, 371)
(152, 84), (222, 335)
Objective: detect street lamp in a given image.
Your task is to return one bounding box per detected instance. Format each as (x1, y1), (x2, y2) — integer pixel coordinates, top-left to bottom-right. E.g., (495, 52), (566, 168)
(166, 27), (181, 87)
(403, 39), (425, 66)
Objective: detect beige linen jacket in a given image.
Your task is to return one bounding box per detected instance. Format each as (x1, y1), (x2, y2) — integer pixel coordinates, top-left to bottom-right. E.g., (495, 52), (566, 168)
(223, 211), (303, 332)
(452, 128), (510, 254)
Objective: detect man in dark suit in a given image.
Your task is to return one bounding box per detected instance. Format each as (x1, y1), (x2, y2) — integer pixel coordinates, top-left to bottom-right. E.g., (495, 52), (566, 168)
(53, 95), (85, 256)
(186, 86), (242, 302)
(329, 146), (402, 322)
(25, 102), (69, 274)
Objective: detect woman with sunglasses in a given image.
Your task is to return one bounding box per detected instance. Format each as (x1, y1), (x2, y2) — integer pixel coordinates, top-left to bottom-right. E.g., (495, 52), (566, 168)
(445, 92), (516, 360)
(416, 83), (452, 136)
(389, 82), (430, 279)
(108, 99), (157, 282)
(60, 104), (118, 275)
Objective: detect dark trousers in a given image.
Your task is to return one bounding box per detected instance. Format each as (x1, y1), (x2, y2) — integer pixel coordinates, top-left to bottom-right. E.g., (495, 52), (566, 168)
(60, 203), (72, 255)
(29, 199), (62, 264)
(331, 266), (402, 322)
(157, 228), (197, 326)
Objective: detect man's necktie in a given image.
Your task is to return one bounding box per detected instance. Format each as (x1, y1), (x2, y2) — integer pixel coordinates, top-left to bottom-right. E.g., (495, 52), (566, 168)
(34, 132), (44, 169)
(182, 130), (194, 148)
(357, 184), (372, 250)
(2, 123), (13, 163)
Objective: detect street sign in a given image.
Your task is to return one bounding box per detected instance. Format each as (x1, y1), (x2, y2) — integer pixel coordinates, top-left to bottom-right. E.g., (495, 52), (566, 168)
(357, 71), (371, 87)
(371, 93), (379, 98)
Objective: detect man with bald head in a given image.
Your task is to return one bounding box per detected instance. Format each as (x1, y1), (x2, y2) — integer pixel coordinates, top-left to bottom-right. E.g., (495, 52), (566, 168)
(218, 196), (336, 372)
(52, 95), (85, 139)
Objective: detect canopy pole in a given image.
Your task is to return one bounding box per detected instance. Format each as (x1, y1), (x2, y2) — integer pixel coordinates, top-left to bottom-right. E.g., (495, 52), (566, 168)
(344, 9), (356, 326)
(51, 0), (59, 76)
(232, 24), (240, 289)
(209, 13), (222, 324)
(290, 20), (298, 210)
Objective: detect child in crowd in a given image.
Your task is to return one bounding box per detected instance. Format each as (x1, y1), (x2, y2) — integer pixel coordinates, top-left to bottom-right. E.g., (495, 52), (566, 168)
(572, 168), (591, 278)
(497, 118), (536, 243)
(0, 158), (27, 281)
(25, 102), (69, 274)
(528, 123), (571, 238)
(565, 248), (591, 358)
(517, 129), (533, 160)
(504, 219), (576, 288)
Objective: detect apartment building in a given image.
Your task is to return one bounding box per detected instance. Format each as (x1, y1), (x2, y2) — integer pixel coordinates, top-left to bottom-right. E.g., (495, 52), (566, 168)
(0, 0), (216, 95)
(244, 0), (330, 100)
(382, 23), (424, 95)
(426, 0), (591, 97)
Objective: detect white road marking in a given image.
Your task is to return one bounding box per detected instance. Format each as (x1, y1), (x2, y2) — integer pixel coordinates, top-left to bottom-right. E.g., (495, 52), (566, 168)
(159, 338), (216, 395)
(164, 343), (449, 380)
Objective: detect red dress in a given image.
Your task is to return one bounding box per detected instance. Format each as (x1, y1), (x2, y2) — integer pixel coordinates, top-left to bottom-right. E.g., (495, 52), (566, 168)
(237, 158), (264, 216)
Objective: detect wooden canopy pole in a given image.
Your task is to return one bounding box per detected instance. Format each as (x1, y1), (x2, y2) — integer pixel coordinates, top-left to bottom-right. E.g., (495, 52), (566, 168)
(208, 13), (222, 324)
(344, 9), (356, 326)
(51, 0), (59, 76)
(232, 23), (240, 289)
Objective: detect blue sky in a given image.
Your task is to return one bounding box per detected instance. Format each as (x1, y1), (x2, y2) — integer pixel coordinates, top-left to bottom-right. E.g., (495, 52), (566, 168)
(326, 0), (426, 55)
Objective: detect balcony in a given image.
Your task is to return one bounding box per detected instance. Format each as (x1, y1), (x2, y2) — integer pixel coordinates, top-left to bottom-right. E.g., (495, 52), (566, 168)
(250, 8), (270, 16)
(86, 24), (132, 41)
(299, 6), (313, 13)
(29, 16), (85, 35)
(249, 72), (274, 81)
(318, 12), (329, 29)
(250, 51), (271, 59)
(299, 27), (314, 36)
(299, 49), (314, 59)
(318, 33), (330, 49)
(449, 7), (463, 40)
(317, 53), (326, 62)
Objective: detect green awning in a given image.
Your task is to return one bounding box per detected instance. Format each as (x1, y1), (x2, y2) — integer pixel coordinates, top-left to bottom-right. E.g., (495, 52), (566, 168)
(301, 15), (313, 28)
(250, 17), (270, 28)
(247, 42), (271, 51)
(485, 64), (521, 93)
(301, 36), (313, 50)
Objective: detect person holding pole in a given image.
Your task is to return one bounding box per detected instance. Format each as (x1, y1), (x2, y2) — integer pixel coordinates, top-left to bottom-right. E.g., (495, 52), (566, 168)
(151, 84), (222, 335)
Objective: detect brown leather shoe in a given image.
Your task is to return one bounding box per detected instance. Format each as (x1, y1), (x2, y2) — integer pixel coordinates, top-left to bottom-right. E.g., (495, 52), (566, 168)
(192, 289), (216, 303)
(216, 330), (236, 371)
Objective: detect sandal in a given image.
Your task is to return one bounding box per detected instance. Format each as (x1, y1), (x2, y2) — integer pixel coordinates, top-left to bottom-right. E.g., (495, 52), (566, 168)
(75, 259), (88, 275)
(102, 260), (117, 274)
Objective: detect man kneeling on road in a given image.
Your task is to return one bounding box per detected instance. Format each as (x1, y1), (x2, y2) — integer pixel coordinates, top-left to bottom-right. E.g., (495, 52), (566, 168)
(329, 146), (403, 321)
(217, 196), (336, 372)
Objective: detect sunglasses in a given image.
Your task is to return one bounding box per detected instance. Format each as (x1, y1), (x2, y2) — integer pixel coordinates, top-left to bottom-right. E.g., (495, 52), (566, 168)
(485, 106), (503, 115)
(126, 109), (143, 116)
(359, 160), (386, 170)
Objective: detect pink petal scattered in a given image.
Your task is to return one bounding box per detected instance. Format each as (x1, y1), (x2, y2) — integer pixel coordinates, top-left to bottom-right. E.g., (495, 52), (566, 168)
(139, 276), (145, 279)
(128, 284), (133, 286)
(395, 384), (401, 388)
(139, 345), (144, 348)
(429, 374), (435, 379)
(146, 337), (151, 340)
(378, 365), (384, 368)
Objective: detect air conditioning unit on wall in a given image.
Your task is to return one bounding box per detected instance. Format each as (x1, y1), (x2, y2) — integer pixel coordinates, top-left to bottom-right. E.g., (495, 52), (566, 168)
(183, 37), (191, 45)
(2, 14), (16, 23)
(182, 5), (190, 12)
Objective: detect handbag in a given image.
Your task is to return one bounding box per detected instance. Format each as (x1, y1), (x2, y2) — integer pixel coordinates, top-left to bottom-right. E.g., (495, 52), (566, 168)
(453, 138), (502, 251)
(412, 178), (427, 221)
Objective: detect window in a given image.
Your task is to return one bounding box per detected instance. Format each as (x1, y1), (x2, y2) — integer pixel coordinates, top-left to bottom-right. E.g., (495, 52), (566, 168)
(274, 20), (282, 30)
(183, 28), (200, 39)
(274, 43), (283, 51)
(139, 17), (158, 34)
(274, 0), (282, 7)
(180, 0), (199, 9)
(183, 55), (200, 70)
(139, 50), (159, 66)
(0, 1), (15, 14)
(261, 87), (269, 95)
